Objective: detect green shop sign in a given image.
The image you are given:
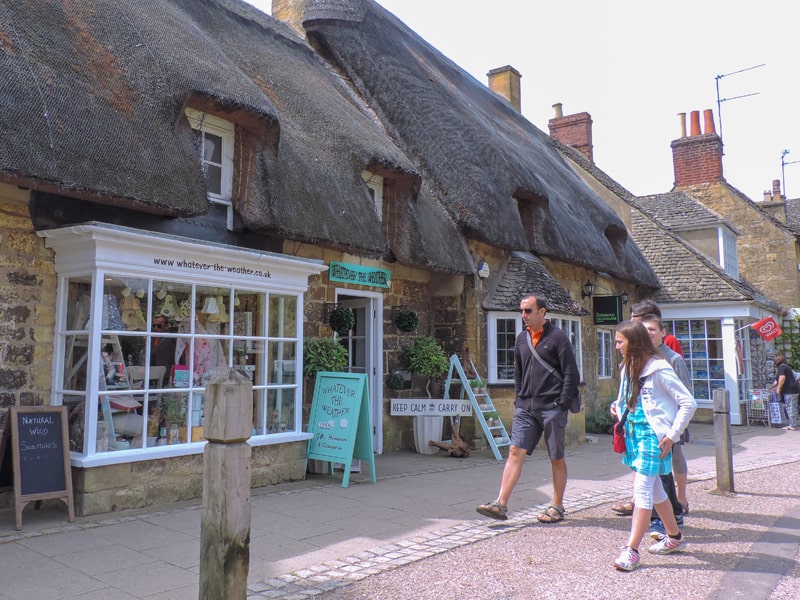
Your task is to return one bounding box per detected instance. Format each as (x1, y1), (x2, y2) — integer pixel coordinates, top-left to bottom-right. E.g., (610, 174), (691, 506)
(329, 261), (391, 289)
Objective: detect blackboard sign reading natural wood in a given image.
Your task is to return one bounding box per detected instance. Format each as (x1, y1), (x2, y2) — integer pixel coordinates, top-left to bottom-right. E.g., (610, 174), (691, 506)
(306, 372), (376, 488)
(9, 406), (74, 530)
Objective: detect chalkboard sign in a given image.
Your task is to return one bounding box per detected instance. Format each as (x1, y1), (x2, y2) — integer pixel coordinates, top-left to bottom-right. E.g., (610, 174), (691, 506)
(7, 406), (74, 530)
(306, 372), (376, 488)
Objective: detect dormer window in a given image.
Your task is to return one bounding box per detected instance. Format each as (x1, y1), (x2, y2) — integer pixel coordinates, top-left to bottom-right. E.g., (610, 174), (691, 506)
(362, 171), (384, 220)
(185, 108), (234, 229)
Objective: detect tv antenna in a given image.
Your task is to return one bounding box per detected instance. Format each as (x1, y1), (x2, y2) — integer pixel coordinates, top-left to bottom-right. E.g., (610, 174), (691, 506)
(715, 63), (764, 143)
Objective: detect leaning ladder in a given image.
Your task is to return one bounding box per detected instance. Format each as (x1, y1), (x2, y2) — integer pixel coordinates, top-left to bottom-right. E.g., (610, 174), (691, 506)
(443, 354), (510, 461)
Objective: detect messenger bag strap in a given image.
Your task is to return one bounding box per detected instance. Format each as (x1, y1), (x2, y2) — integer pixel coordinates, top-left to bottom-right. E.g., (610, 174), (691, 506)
(526, 332), (562, 382)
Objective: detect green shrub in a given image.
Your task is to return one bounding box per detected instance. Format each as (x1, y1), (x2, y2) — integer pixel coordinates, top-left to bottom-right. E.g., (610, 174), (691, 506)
(303, 337), (348, 378)
(585, 401), (615, 435)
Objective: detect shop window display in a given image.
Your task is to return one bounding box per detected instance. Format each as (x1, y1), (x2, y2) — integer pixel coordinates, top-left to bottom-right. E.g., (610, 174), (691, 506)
(58, 276), (300, 458)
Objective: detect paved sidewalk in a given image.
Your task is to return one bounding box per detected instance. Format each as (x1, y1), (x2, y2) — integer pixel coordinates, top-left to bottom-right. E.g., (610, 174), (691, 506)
(0, 422), (798, 599)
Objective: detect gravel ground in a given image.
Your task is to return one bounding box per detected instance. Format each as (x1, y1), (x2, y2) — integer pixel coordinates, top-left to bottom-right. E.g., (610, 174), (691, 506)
(318, 462), (800, 600)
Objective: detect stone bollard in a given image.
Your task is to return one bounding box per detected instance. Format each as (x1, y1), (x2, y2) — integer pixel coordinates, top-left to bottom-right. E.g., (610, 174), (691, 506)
(200, 368), (253, 600)
(712, 388), (735, 493)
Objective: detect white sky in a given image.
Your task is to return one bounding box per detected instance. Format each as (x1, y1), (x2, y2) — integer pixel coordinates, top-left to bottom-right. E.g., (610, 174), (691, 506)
(245, 1), (800, 201)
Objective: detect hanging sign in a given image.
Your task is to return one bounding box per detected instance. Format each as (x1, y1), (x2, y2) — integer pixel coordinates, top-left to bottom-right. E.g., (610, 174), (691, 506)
(306, 372), (376, 488)
(593, 296), (623, 325)
(328, 261), (391, 289)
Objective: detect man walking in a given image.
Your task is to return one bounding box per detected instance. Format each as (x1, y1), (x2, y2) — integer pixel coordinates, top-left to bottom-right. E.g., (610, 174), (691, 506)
(476, 294), (579, 522)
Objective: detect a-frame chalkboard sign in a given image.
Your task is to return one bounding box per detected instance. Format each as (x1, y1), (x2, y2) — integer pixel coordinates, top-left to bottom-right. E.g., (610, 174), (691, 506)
(306, 372), (376, 488)
(0, 406), (75, 530)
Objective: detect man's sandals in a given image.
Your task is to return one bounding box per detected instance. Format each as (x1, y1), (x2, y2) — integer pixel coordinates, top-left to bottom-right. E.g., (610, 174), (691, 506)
(476, 500), (508, 520)
(537, 504), (565, 523)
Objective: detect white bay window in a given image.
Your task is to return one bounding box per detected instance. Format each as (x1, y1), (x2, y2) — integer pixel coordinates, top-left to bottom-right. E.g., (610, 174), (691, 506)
(41, 224), (325, 466)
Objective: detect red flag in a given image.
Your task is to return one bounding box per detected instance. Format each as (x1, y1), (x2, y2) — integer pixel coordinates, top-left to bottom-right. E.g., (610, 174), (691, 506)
(751, 316), (782, 341)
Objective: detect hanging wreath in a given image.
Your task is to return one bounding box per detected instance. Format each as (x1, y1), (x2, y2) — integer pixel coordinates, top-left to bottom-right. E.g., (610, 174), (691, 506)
(327, 305), (355, 334)
(394, 308), (419, 332)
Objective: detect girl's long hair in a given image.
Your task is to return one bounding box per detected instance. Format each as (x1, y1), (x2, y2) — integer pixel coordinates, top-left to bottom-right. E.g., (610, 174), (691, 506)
(616, 320), (659, 410)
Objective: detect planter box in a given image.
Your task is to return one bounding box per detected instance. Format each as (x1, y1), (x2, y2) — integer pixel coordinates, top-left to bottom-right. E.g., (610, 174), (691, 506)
(413, 415), (443, 454)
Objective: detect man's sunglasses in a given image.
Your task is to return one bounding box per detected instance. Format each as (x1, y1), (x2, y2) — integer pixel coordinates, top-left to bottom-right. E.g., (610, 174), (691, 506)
(521, 308), (535, 314)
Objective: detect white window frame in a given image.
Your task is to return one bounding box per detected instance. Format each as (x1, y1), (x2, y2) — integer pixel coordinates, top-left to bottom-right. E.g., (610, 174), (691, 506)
(362, 171), (384, 221)
(185, 108), (235, 230)
(719, 226), (739, 280)
(598, 329), (613, 379)
(487, 311), (582, 384)
(40, 224), (325, 467)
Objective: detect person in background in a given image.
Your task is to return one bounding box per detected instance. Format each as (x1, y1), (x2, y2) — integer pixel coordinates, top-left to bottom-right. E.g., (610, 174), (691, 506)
(149, 315), (176, 374)
(640, 313), (693, 536)
(631, 299), (684, 357)
(768, 353), (798, 431)
(611, 320), (696, 572)
(476, 293), (579, 523)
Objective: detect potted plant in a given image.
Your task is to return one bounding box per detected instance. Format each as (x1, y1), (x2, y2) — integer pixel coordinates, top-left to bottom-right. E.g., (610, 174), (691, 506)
(159, 393), (187, 444)
(386, 371), (406, 391)
(469, 377), (486, 395)
(303, 337), (348, 378)
(327, 305), (355, 335)
(402, 336), (449, 454)
(393, 308), (419, 333)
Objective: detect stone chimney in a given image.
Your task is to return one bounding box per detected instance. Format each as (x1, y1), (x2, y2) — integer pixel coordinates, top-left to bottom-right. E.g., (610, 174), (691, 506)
(548, 103), (594, 162)
(671, 108), (723, 187)
(272, 0), (306, 37)
(487, 65), (521, 112)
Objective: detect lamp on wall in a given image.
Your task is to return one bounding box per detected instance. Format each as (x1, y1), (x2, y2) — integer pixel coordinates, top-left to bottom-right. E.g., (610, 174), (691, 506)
(621, 291), (629, 305)
(581, 280), (595, 299)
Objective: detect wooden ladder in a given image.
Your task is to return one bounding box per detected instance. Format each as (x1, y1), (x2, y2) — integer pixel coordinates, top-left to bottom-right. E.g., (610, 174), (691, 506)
(443, 354), (510, 461)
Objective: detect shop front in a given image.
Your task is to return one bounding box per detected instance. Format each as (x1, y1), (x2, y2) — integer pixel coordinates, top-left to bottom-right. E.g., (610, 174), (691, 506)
(40, 223), (326, 512)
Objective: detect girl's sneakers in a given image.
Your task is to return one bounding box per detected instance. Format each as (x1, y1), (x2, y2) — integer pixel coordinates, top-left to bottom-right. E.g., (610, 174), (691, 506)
(614, 546), (640, 571)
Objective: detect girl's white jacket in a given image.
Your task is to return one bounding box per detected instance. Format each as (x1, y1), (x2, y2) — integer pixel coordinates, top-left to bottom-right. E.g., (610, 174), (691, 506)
(612, 357), (697, 443)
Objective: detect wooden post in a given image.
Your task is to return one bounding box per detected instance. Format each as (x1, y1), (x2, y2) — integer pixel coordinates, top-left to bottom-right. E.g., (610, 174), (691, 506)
(712, 388), (735, 493)
(200, 369), (253, 600)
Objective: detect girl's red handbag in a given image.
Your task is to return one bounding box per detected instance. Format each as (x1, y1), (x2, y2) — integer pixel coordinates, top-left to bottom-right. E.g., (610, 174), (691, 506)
(612, 407), (630, 454)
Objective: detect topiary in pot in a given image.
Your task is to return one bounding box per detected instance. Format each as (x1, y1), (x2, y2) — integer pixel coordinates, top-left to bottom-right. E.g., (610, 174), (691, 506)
(403, 336), (449, 398)
(394, 308), (419, 333)
(327, 305), (355, 335)
(303, 337), (348, 379)
(386, 371), (406, 391)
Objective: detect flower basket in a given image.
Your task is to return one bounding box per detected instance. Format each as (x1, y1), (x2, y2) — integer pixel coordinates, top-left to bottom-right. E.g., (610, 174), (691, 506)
(393, 308), (419, 333)
(327, 305), (355, 334)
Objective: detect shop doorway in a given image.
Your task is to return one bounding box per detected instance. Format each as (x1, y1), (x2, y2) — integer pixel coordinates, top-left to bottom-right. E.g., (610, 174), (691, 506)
(337, 291), (383, 453)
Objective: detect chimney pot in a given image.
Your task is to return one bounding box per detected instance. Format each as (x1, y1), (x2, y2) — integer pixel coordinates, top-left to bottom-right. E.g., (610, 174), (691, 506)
(703, 109), (716, 135)
(773, 179), (782, 201)
(690, 111), (701, 136)
(764, 190), (771, 202)
(552, 103), (563, 118)
(678, 113), (687, 138)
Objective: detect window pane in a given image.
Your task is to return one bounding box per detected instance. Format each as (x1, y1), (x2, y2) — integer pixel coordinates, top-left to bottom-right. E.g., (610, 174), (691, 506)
(269, 341), (297, 385)
(495, 318), (517, 381)
(269, 294), (297, 338)
(203, 132), (222, 163)
(204, 164), (222, 195)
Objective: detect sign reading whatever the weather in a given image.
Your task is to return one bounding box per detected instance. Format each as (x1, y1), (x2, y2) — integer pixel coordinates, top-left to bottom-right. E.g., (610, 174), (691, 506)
(306, 372), (375, 487)
(328, 261), (391, 289)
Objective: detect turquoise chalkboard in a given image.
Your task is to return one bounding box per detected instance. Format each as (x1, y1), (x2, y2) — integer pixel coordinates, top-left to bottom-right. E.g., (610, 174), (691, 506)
(306, 372), (376, 488)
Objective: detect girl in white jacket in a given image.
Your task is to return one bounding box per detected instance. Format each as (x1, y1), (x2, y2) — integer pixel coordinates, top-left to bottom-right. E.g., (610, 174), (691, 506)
(610, 320), (696, 571)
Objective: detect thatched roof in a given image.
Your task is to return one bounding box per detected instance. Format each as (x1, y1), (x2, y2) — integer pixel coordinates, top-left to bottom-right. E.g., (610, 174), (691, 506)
(300, 0), (657, 283)
(0, 0), (476, 269)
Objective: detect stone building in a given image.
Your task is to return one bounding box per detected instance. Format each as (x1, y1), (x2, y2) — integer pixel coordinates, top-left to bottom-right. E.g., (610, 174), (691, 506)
(547, 105), (784, 423)
(0, 0), (658, 514)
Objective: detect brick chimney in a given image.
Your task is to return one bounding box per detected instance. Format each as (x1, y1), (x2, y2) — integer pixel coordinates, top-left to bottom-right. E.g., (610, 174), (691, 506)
(487, 65), (521, 112)
(671, 108), (723, 187)
(548, 103), (594, 162)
